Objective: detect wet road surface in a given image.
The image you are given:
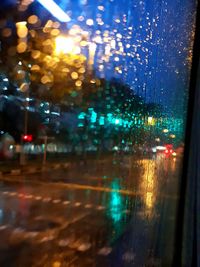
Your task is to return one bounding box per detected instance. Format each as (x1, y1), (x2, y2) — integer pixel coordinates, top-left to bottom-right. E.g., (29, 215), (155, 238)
(0, 155), (181, 266)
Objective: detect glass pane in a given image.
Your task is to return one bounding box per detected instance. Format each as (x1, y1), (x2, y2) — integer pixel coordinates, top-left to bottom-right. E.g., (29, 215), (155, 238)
(0, 0), (196, 266)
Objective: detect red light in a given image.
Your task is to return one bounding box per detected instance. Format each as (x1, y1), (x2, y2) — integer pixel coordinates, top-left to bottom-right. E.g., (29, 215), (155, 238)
(170, 149), (173, 153)
(165, 149), (169, 154)
(22, 134), (33, 142)
(165, 144), (173, 149)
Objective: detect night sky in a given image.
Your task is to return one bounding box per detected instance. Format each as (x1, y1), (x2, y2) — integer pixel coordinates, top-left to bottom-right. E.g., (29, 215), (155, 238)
(0, 0), (197, 116)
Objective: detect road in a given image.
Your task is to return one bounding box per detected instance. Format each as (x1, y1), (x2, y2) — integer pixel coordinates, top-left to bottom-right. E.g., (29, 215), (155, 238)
(0, 154), (181, 266)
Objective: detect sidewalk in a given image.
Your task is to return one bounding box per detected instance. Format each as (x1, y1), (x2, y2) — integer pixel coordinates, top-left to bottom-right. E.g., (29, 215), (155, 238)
(0, 155), (112, 178)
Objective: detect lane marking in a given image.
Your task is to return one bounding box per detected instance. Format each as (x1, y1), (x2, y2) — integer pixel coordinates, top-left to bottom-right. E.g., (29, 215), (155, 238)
(10, 192), (17, 196)
(98, 247), (112, 256)
(77, 242), (91, 252)
(39, 235), (55, 243)
(53, 199), (61, 204)
(0, 189), (131, 215)
(70, 212), (90, 224)
(24, 194), (33, 199)
(24, 232), (39, 238)
(122, 251), (135, 262)
(96, 205), (105, 210)
(85, 204), (92, 209)
(35, 196), (42, 201)
(0, 177), (142, 197)
(74, 202), (81, 207)
(58, 239), (70, 247)
(63, 200), (70, 205)
(12, 227), (25, 234)
(26, 194), (33, 199)
(0, 225), (8, 230)
(43, 197), (51, 202)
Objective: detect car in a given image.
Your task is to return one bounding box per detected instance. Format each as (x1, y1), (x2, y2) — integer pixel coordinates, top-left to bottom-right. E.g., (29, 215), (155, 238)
(151, 145), (177, 157)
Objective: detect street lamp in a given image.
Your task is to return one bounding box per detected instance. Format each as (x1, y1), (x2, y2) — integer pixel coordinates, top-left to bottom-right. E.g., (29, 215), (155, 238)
(16, 21), (28, 53)
(16, 21), (30, 165)
(148, 116), (155, 126)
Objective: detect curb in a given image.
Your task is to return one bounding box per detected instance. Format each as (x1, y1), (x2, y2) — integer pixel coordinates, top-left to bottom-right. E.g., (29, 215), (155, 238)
(0, 162), (71, 177)
(11, 169), (21, 175)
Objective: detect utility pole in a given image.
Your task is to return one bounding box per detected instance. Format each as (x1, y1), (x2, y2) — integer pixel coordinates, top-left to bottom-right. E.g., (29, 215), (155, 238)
(39, 136), (54, 165)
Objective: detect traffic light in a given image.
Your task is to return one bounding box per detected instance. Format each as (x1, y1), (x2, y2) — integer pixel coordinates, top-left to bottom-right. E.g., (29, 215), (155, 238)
(22, 134), (33, 142)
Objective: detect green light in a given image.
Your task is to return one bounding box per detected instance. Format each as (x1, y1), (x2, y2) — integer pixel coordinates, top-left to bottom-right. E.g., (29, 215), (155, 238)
(115, 119), (120, 124)
(71, 91), (78, 97)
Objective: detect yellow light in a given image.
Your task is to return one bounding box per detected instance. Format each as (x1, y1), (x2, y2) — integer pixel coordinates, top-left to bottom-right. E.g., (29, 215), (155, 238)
(31, 64), (40, 72)
(146, 192), (153, 209)
(62, 68), (69, 73)
(75, 80), (82, 87)
(28, 15), (38, 24)
(148, 116), (153, 124)
(41, 75), (53, 84)
(80, 40), (88, 47)
(31, 50), (41, 59)
(50, 29), (60, 36)
(16, 21), (27, 27)
(20, 83), (29, 92)
(2, 28), (12, 38)
(140, 159), (156, 216)
(148, 116), (155, 125)
(55, 36), (75, 54)
(42, 39), (52, 47)
(71, 72), (78, 80)
(16, 21), (28, 38)
(17, 42), (27, 53)
(78, 67), (86, 74)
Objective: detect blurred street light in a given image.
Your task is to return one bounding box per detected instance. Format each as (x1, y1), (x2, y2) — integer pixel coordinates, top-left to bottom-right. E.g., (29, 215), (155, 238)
(148, 116), (155, 126)
(16, 21), (28, 53)
(163, 129), (169, 133)
(170, 134), (176, 138)
(55, 36), (80, 55)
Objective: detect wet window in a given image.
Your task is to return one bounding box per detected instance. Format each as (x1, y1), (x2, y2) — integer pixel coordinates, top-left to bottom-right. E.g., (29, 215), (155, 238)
(0, 0), (197, 266)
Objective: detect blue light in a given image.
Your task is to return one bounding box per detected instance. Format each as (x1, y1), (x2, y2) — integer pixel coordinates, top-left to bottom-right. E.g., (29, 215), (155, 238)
(37, 0), (71, 22)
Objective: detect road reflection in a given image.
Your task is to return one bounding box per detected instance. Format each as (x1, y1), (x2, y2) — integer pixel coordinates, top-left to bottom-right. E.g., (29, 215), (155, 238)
(109, 180), (123, 222)
(140, 159), (156, 213)
(0, 154), (182, 266)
